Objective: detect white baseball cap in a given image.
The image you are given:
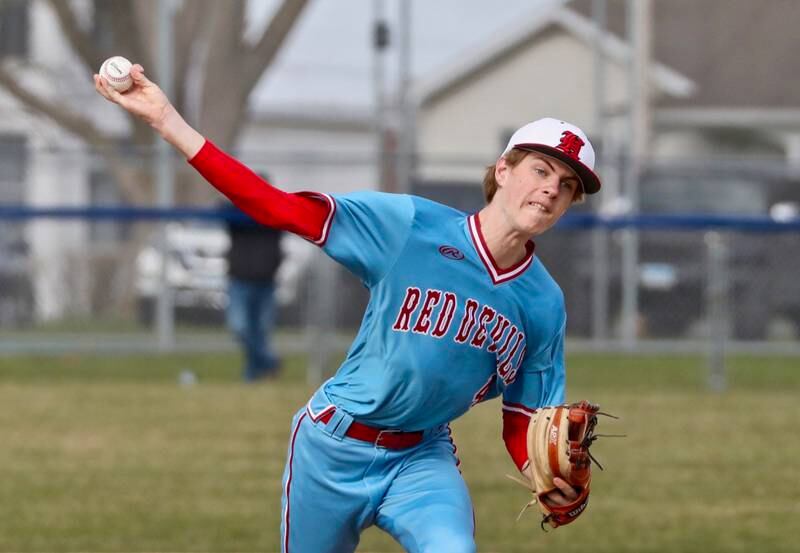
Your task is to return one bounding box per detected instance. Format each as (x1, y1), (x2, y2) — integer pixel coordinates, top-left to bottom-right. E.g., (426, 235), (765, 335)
(502, 117), (601, 194)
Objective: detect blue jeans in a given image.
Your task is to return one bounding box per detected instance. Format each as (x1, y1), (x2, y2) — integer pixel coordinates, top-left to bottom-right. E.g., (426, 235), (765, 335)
(226, 278), (280, 381)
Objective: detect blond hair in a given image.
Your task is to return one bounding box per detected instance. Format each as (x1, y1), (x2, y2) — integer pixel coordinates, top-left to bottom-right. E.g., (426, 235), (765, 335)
(482, 148), (585, 204)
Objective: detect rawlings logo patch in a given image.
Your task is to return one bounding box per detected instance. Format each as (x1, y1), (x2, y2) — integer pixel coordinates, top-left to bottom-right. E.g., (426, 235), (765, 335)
(438, 245), (464, 260)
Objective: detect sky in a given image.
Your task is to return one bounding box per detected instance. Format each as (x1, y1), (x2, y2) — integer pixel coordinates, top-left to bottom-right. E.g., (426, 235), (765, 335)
(246, 0), (562, 112)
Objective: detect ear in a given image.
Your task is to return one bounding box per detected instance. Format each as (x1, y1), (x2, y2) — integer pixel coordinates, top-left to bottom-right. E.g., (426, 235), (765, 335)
(495, 156), (510, 188)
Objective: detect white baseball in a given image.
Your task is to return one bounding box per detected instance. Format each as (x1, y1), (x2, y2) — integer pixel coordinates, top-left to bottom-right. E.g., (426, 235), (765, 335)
(99, 56), (133, 92)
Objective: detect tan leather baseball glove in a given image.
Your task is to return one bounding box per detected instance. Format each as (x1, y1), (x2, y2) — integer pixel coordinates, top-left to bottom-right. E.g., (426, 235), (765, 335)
(511, 401), (612, 529)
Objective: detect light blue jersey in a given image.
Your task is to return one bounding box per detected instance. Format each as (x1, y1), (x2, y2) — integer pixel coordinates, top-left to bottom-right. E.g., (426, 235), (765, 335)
(319, 190), (566, 429)
(282, 191), (568, 553)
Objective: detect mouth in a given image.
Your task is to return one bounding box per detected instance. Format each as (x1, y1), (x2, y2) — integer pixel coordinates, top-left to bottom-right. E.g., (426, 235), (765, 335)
(527, 201), (550, 213)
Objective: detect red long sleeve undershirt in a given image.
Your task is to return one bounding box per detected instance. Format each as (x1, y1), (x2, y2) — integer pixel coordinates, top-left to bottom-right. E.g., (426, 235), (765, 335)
(189, 138), (529, 470)
(503, 410), (531, 470)
(188, 139), (331, 241)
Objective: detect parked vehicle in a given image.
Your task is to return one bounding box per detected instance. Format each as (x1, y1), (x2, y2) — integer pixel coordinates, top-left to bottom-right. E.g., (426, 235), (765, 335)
(135, 223), (229, 325)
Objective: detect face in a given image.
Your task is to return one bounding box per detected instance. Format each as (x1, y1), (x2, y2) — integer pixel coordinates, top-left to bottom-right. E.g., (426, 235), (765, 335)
(493, 152), (580, 236)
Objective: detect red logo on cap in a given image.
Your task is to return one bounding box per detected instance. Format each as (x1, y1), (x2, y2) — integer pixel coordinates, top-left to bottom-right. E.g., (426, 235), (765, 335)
(556, 131), (585, 160)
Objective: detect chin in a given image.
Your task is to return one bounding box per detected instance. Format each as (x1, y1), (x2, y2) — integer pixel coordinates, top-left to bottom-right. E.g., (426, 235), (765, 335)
(517, 214), (552, 236)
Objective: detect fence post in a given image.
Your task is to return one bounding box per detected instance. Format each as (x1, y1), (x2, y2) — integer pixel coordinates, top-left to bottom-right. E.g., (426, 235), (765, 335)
(591, 225), (610, 341)
(154, 0), (177, 351)
(705, 231), (729, 392)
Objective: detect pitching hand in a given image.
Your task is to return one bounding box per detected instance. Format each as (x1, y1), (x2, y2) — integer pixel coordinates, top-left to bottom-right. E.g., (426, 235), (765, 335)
(94, 62), (204, 158)
(94, 64), (171, 130)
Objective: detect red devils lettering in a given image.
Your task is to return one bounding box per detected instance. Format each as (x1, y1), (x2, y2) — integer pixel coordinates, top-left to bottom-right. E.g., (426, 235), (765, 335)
(454, 299), (479, 343)
(392, 287), (422, 331)
(487, 315), (509, 352)
(390, 289), (528, 368)
(469, 306), (497, 348)
(431, 292), (457, 338)
(556, 130), (585, 160)
(505, 346), (526, 385)
(495, 325), (519, 358)
(497, 333), (524, 381)
(412, 290), (443, 334)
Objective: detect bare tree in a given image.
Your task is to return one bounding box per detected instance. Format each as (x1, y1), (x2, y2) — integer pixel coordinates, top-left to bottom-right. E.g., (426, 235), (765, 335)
(0, 0), (311, 313)
(1, 0), (309, 203)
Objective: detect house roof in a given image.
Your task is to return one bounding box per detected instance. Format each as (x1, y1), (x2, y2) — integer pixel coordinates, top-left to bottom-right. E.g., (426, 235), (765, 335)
(569, 0), (800, 109)
(249, 106), (373, 132)
(415, 4), (695, 107)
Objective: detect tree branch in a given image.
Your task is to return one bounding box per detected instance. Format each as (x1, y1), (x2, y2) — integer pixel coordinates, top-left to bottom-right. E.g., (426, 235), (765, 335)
(243, 0), (311, 92)
(196, 0), (311, 147)
(0, 65), (150, 204)
(47, 0), (104, 73)
(197, 1), (248, 146)
(47, 0), (153, 147)
(0, 66), (108, 148)
(126, 0), (154, 73)
(173, 0), (212, 117)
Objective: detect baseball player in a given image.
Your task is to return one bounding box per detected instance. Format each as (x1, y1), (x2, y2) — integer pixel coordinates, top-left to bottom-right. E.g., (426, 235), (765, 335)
(96, 65), (601, 553)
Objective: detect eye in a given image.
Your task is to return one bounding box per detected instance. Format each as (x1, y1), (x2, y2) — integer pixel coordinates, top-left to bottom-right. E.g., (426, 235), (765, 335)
(534, 167), (547, 177)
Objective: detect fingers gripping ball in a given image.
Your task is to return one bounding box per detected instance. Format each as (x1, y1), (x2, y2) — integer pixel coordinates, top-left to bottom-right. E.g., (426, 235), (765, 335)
(515, 401), (614, 529)
(99, 56), (133, 92)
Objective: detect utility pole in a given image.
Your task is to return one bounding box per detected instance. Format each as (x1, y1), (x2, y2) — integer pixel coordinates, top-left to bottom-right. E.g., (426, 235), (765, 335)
(372, 0), (391, 191)
(591, 0), (609, 342)
(396, 0), (414, 194)
(621, 0), (651, 347)
(155, 0), (177, 351)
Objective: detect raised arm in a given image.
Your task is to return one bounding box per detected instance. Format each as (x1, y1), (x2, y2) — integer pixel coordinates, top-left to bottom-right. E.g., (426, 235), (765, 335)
(94, 64), (204, 159)
(94, 63), (331, 242)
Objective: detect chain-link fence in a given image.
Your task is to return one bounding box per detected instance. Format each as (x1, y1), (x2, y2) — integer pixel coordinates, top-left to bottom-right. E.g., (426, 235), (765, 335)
(542, 224), (800, 344)
(2, 148), (800, 363)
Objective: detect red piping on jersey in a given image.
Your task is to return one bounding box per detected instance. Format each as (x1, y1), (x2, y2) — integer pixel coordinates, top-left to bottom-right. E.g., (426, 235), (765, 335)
(306, 403), (335, 423)
(467, 214), (535, 284)
(189, 140), (333, 244)
(300, 192), (336, 245)
(502, 401), (537, 416)
(446, 424), (461, 470)
(283, 411), (307, 553)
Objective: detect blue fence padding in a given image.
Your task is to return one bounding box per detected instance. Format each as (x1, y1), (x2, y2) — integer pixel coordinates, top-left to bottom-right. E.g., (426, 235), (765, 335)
(0, 205), (252, 224)
(1, 205), (800, 231)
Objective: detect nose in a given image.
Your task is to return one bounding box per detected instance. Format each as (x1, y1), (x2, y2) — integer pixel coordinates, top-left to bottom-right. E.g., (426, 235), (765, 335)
(541, 175), (560, 197)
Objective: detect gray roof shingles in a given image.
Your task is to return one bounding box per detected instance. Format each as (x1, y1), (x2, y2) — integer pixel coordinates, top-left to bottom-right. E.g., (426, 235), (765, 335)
(570, 0), (800, 108)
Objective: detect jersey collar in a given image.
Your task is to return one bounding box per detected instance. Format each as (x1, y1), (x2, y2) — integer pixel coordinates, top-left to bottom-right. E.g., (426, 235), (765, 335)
(467, 213), (535, 285)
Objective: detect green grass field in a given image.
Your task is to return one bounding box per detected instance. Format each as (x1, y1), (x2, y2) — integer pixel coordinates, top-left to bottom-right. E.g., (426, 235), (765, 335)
(1, 351), (798, 552)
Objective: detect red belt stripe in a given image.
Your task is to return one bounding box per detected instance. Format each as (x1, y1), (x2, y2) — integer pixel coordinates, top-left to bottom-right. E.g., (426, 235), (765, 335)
(317, 408), (424, 449)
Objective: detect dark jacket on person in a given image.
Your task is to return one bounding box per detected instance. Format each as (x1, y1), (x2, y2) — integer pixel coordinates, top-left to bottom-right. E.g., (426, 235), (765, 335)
(224, 205), (283, 283)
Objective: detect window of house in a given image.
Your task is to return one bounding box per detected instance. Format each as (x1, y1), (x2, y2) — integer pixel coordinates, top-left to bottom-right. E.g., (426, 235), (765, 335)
(0, 0), (29, 58)
(0, 134), (27, 193)
(0, 134), (27, 257)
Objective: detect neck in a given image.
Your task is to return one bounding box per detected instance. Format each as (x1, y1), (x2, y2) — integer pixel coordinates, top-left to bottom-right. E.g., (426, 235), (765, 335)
(477, 204), (532, 269)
